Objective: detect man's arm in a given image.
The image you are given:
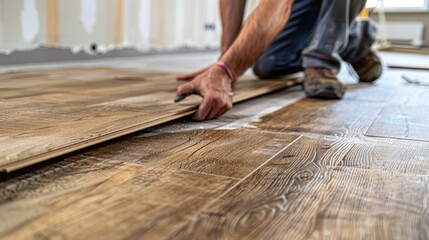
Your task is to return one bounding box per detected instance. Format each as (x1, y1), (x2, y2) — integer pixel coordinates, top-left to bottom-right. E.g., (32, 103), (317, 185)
(176, 0), (294, 120)
(220, 0), (293, 78)
(177, 0), (247, 81)
(220, 0), (247, 53)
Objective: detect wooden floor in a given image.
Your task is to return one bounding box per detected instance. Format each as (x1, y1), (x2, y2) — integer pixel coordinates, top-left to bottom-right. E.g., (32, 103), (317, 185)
(0, 67), (301, 172)
(1, 54), (429, 239)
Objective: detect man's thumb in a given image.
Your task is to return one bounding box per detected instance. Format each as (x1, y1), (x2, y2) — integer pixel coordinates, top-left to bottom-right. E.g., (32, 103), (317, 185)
(176, 82), (197, 96)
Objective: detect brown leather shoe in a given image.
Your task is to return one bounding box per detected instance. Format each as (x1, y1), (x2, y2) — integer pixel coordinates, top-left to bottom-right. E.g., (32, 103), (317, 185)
(351, 51), (383, 82)
(304, 68), (347, 99)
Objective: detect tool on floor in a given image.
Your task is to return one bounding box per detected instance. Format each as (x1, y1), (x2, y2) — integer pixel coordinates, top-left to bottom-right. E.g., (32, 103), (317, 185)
(402, 75), (429, 86)
(174, 94), (191, 103)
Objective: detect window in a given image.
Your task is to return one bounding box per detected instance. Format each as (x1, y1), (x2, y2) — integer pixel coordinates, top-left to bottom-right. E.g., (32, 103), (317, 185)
(369, 0), (429, 11)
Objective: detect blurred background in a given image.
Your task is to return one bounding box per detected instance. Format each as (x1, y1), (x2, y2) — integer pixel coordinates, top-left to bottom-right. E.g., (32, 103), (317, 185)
(0, 0), (259, 54)
(0, 0), (427, 55)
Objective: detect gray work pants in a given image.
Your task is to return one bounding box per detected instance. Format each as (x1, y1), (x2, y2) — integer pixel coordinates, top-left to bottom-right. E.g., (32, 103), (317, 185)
(253, 0), (377, 78)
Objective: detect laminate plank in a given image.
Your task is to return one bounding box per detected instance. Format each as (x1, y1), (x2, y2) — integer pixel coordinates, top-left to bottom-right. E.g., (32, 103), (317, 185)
(77, 129), (299, 179)
(251, 70), (429, 138)
(0, 67), (302, 172)
(366, 106), (429, 142)
(309, 167), (429, 240)
(170, 136), (356, 240)
(343, 85), (392, 103)
(252, 98), (384, 139)
(385, 82), (429, 107)
(145, 87), (305, 134)
(0, 108), (195, 172)
(341, 137), (429, 175)
(0, 129), (298, 238)
(0, 159), (236, 239)
(171, 136), (429, 240)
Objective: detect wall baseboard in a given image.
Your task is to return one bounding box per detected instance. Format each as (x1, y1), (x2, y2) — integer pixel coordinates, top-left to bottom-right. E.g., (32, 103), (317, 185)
(0, 46), (218, 66)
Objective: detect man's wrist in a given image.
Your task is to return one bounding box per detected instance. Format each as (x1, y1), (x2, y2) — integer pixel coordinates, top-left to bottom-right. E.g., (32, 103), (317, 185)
(214, 62), (236, 87)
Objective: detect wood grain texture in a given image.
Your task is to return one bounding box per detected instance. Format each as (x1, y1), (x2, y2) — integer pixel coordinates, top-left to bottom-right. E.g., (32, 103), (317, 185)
(171, 136), (356, 240)
(0, 129), (300, 239)
(1, 64), (428, 239)
(0, 67), (302, 172)
(252, 98), (384, 139)
(341, 137), (429, 175)
(366, 106), (429, 142)
(171, 136), (429, 240)
(309, 167), (429, 240)
(251, 75), (429, 138)
(77, 129), (299, 179)
(0, 160), (236, 239)
(343, 85), (392, 103)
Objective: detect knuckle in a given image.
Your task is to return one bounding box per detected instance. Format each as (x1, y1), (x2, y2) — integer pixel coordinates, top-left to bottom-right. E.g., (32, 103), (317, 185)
(205, 95), (214, 102)
(207, 94), (218, 102)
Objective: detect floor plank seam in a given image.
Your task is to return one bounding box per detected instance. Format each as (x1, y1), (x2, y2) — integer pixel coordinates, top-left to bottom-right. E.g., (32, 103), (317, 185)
(172, 135), (304, 226)
(333, 164), (429, 177)
(176, 168), (241, 181)
(217, 128), (299, 138)
(364, 134), (429, 144)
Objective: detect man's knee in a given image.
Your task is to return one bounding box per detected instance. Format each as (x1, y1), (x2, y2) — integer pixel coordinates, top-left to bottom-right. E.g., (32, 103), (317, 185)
(253, 59), (303, 79)
(253, 60), (275, 79)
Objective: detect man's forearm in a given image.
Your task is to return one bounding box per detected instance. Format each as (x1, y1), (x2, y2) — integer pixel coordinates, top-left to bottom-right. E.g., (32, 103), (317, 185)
(220, 0), (294, 78)
(220, 0), (247, 53)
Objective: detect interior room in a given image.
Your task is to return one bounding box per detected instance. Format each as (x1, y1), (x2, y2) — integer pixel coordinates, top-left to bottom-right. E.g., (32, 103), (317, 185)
(1, 0), (429, 239)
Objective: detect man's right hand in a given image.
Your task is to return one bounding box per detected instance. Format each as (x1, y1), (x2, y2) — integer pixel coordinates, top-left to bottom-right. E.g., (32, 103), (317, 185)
(176, 65), (234, 121)
(176, 66), (210, 81)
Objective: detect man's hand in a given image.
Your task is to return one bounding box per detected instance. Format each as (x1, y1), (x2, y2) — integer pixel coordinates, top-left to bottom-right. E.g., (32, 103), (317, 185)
(177, 0), (293, 121)
(176, 65), (234, 121)
(176, 66), (210, 81)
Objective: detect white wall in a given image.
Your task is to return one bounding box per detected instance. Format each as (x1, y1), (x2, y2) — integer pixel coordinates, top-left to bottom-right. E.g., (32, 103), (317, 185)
(0, 0), (260, 53)
(0, 0), (47, 51)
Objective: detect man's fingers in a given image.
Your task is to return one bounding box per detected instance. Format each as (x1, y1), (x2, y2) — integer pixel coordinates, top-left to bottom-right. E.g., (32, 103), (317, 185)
(214, 101), (233, 119)
(199, 96), (232, 120)
(211, 98), (233, 120)
(176, 82), (198, 96)
(176, 67), (209, 81)
(197, 97), (214, 121)
(207, 105), (222, 120)
(176, 72), (197, 81)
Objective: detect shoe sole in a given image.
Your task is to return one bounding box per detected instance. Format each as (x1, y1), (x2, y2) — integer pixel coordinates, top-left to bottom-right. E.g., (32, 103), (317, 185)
(304, 82), (346, 99)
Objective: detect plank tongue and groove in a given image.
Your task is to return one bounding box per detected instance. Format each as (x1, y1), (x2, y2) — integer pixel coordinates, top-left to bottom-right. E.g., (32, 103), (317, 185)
(0, 67), (302, 172)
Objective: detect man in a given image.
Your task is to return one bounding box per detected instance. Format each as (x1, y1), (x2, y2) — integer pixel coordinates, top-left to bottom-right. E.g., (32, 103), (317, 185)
(176, 0), (382, 121)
